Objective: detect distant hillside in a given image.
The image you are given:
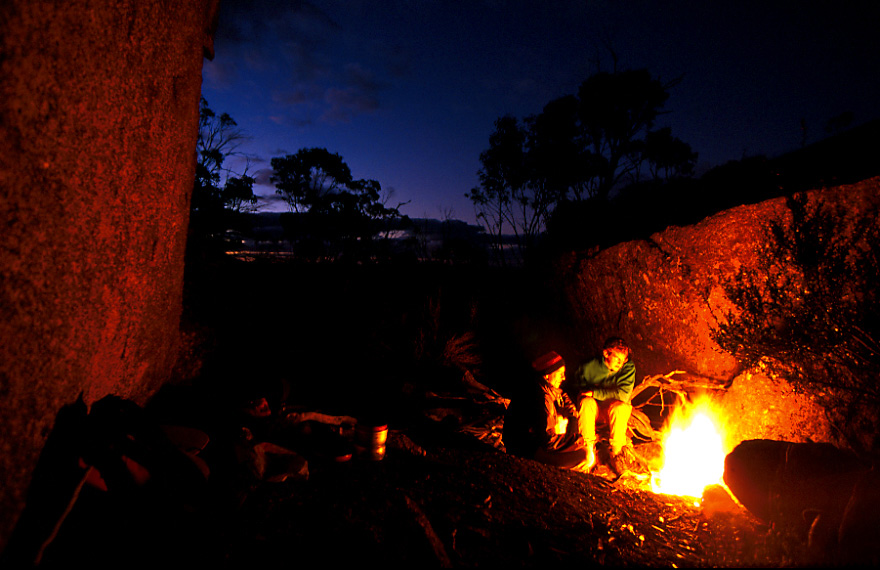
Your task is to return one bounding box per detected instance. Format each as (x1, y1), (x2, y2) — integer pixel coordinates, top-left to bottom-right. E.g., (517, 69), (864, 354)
(770, 117), (880, 191)
(544, 118), (880, 255)
(240, 212), (486, 241)
(242, 212), (286, 240)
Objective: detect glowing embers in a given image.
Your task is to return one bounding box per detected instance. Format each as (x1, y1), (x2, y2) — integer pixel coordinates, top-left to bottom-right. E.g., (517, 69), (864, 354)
(651, 401), (727, 500)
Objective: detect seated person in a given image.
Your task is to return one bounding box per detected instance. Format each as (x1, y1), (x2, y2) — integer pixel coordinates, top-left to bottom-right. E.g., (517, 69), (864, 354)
(565, 337), (638, 476)
(503, 351), (594, 472)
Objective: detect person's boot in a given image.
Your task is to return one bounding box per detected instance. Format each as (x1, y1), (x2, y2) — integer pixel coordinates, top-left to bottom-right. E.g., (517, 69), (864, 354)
(586, 443), (596, 471)
(608, 449), (626, 479)
(572, 443), (596, 473)
(609, 445), (647, 479)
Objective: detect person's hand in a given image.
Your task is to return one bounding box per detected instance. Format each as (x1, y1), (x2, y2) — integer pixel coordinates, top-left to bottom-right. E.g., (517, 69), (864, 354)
(555, 417), (568, 435)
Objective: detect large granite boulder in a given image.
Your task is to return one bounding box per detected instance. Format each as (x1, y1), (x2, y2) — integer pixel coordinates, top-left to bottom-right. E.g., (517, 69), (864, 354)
(0, 0), (218, 553)
(550, 178), (880, 446)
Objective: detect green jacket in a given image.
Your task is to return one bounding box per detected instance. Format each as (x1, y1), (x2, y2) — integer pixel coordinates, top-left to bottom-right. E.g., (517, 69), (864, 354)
(566, 357), (636, 403)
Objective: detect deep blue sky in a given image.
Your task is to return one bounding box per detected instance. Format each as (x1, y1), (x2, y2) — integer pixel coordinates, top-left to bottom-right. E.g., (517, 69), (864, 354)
(201, 0), (880, 225)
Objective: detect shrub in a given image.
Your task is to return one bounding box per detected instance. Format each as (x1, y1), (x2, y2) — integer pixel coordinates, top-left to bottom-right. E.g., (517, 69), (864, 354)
(712, 192), (880, 451)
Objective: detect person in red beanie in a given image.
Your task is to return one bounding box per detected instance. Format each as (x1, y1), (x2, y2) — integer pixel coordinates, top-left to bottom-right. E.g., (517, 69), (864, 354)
(503, 351), (594, 472)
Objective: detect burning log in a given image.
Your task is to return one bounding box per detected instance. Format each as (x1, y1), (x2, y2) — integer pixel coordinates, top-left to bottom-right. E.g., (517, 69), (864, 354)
(627, 371), (727, 444)
(630, 371), (690, 404)
(630, 371), (726, 409)
(723, 439), (879, 564)
(650, 401), (727, 498)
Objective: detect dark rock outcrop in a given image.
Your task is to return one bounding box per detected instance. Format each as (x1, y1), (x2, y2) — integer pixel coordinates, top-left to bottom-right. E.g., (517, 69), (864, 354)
(724, 439), (880, 565)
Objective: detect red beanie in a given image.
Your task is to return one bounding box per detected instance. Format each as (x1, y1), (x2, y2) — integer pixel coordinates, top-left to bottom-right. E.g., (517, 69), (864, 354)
(531, 351), (564, 375)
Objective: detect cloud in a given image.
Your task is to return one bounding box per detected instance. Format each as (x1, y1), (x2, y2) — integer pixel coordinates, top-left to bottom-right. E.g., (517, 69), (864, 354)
(252, 167), (275, 187)
(214, 0), (338, 47)
(343, 62), (384, 93)
(209, 0), (398, 126)
(319, 88), (378, 123)
(264, 60), (387, 126)
(255, 191), (290, 213)
(315, 63), (385, 123)
(209, 0), (340, 89)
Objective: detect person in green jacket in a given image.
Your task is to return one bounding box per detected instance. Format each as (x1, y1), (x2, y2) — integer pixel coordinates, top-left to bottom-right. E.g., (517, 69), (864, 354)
(565, 337), (637, 476)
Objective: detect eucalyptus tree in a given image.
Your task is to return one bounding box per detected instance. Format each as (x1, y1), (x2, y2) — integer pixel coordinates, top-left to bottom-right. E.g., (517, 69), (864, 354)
(466, 115), (548, 265)
(575, 68), (672, 199)
(642, 127), (698, 182)
(271, 147), (405, 262)
(469, 68), (697, 259)
(191, 98), (257, 248)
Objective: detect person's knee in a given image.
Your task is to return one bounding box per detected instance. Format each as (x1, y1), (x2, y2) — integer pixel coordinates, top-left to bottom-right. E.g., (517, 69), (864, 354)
(608, 401), (632, 420)
(579, 397), (598, 417)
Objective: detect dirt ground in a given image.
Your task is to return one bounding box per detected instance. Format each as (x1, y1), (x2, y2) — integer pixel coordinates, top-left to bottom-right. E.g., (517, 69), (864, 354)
(30, 386), (818, 569)
(219, 438), (791, 568)
(213, 404), (823, 568)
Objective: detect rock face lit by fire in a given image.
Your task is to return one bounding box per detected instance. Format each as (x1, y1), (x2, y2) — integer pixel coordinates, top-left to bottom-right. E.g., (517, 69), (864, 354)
(553, 177), (880, 446)
(0, 0), (218, 552)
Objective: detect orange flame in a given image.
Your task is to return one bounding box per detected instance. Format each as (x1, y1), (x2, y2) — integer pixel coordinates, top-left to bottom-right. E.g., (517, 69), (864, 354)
(651, 399), (729, 500)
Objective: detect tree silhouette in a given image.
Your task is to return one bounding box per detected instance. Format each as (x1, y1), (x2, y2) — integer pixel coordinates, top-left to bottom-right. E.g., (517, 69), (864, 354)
(468, 68), (694, 260)
(271, 148), (352, 215)
(642, 127), (698, 182)
(190, 98), (257, 249)
(576, 69), (672, 198)
(271, 147), (406, 262)
(526, 94), (597, 202)
(466, 116), (551, 266)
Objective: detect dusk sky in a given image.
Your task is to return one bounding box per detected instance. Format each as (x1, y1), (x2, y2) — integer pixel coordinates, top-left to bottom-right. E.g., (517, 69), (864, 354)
(200, 0), (880, 225)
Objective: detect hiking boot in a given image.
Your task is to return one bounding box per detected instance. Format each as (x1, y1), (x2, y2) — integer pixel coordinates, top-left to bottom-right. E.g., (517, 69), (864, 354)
(571, 444), (596, 473)
(586, 443), (596, 471)
(609, 446), (646, 479)
(607, 451), (626, 479)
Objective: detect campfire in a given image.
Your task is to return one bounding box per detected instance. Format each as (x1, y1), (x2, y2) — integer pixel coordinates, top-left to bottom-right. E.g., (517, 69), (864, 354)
(650, 399), (730, 502)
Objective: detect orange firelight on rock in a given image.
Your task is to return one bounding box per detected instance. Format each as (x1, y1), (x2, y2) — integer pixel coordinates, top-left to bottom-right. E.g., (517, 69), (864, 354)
(651, 400), (729, 501)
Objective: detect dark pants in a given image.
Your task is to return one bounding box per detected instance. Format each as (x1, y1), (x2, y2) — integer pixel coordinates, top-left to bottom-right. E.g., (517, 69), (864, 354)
(533, 440), (589, 469)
